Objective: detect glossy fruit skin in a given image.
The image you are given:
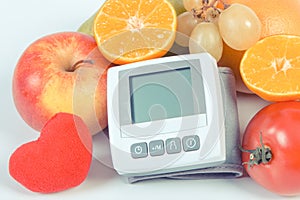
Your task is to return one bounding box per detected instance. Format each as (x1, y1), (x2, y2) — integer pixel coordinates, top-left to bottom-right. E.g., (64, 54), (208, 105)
(189, 22), (223, 61)
(218, 3), (261, 51)
(242, 101), (300, 196)
(13, 32), (110, 135)
(176, 11), (198, 47)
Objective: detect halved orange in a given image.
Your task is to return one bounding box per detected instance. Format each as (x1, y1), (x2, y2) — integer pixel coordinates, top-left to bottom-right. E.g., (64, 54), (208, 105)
(240, 34), (300, 102)
(93, 0), (177, 64)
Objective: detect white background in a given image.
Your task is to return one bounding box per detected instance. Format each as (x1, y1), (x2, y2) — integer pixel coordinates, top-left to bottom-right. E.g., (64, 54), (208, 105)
(0, 0), (298, 199)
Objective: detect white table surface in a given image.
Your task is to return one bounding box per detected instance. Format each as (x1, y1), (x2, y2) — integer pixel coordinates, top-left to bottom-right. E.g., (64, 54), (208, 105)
(0, 0), (298, 199)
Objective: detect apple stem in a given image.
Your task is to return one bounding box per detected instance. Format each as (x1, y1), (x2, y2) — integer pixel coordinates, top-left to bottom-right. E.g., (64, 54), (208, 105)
(68, 60), (94, 72)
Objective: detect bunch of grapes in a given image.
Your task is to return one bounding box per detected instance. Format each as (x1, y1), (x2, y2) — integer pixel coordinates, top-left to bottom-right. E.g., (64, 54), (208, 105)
(175, 0), (261, 61)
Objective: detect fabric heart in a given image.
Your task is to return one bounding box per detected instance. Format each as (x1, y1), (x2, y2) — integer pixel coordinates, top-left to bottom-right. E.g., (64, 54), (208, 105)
(9, 113), (93, 193)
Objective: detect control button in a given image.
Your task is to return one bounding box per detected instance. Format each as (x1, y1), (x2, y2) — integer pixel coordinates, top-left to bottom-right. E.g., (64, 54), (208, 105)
(183, 135), (200, 152)
(149, 140), (165, 157)
(166, 138), (181, 154)
(131, 142), (148, 159)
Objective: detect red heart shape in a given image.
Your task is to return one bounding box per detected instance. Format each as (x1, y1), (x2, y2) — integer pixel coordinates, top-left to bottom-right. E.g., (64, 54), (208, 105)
(9, 113), (93, 193)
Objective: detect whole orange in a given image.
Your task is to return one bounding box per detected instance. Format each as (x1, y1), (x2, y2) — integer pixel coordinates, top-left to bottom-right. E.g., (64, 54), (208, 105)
(218, 0), (300, 93)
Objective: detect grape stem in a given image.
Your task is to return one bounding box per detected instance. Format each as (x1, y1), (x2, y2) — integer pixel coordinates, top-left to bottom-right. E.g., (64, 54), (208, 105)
(240, 132), (273, 170)
(192, 0), (230, 22)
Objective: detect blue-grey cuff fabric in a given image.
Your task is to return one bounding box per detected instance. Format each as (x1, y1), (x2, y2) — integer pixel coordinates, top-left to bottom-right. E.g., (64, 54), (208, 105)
(127, 67), (243, 184)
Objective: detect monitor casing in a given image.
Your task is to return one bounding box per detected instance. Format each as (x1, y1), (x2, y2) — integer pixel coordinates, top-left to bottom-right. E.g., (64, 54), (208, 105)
(107, 53), (226, 176)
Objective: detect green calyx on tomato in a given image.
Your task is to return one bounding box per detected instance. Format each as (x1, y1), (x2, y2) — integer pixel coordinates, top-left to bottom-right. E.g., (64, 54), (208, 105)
(240, 132), (272, 169)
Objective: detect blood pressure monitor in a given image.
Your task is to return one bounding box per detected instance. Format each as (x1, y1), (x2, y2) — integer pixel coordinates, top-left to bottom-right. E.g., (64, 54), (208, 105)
(107, 53), (226, 176)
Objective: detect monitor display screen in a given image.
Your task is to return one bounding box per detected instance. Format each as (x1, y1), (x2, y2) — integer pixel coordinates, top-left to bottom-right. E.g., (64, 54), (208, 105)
(129, 67), (198, 124)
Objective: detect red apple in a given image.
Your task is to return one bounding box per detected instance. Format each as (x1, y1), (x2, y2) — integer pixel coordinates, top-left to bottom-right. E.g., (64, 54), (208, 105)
(13, 32), (111, 135)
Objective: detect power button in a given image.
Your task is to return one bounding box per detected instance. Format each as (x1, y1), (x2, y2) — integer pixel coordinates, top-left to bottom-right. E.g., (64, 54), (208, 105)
(131, 142), (148, 158)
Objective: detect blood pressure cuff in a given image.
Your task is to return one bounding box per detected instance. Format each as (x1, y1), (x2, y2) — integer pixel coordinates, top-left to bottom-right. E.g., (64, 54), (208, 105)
(127, 67), (243, 183)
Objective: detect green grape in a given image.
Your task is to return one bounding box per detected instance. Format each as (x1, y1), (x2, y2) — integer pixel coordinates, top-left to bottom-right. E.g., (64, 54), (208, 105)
(189, 22), (223, 61)
(218, 3), (261, 51)
(175, 11), (199, 47)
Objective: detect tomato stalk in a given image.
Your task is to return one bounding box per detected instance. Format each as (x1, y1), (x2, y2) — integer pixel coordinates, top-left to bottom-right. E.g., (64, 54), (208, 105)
(240, 132), (272, 169)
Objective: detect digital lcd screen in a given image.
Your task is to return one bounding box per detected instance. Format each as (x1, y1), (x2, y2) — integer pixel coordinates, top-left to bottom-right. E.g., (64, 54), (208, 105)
(129, 67), (198, 124)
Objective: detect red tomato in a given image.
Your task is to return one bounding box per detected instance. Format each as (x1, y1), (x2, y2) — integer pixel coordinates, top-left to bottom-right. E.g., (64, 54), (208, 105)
(241, 101), (300, 196)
